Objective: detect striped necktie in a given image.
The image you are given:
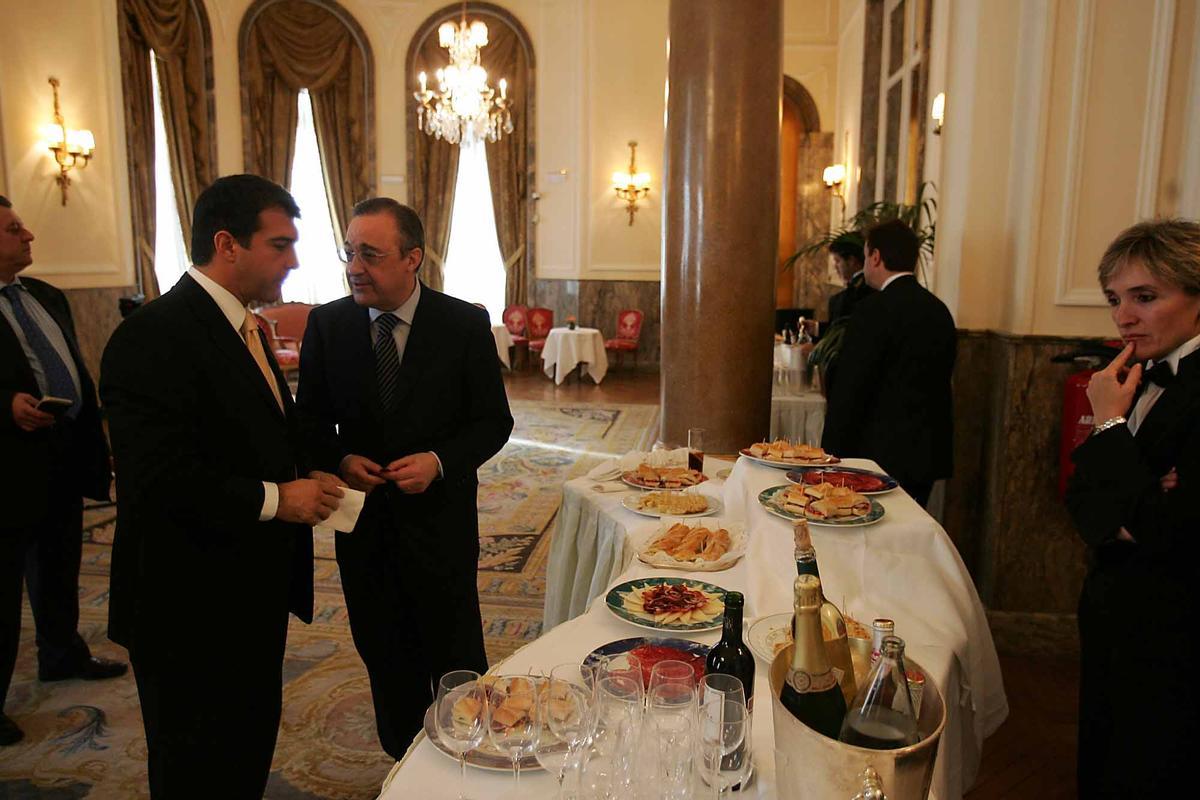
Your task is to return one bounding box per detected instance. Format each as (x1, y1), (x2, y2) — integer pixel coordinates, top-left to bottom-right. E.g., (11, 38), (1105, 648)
(375, 312), (401, 410)
(1, 283), (80, 416)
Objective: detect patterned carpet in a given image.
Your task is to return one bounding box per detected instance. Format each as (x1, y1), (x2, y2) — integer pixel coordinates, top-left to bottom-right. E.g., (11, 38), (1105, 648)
(0, 400), (657, 799)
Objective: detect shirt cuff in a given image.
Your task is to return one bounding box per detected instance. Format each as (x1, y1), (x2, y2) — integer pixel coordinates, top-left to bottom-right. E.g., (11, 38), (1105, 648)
(260, 481), (279, 521)
(430, 451), (444, 479)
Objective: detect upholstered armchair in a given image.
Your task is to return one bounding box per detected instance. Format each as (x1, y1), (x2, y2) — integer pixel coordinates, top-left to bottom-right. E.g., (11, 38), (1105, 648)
(604, 309), (645, 369)
(253, 312), (300, 377)
(526, 307), (554, 368)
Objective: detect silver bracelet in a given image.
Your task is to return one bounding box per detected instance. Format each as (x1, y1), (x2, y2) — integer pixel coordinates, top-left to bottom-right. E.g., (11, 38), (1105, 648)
(1092, 416), (1128, 435)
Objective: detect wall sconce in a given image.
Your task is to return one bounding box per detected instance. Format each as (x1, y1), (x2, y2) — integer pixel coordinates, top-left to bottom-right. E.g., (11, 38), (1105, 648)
(822, 163), (847, 221)
(40, 77), (95, 206)
(931, 92), (946, 135)
(612, 140), (650, 225)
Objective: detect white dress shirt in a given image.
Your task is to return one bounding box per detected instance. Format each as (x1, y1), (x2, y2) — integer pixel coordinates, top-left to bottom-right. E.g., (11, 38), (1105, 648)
(880, 272), (910, 291)
(188, 267), (280, 521)
(0, 275), (83, 403)
(1127, 332), (1200, 435)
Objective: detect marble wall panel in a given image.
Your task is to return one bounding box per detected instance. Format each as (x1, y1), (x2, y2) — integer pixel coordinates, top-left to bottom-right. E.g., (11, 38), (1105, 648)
(531, 278), (579, 325)
(62, 286), (135, 379)
(792, 131), (836, 317)
(533, 278), (661, 366)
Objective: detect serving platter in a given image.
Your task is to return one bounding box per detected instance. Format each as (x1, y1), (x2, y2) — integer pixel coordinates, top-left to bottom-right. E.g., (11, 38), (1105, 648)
(621, 470), (709, 491)
(632, 518), (746, 572)
(758, 484), (886, 527)
(584, 637), (711, 686)
(605, 576), (727, 632)
(747, 612), (794, 664)
(784, 466), (898, 495)
(422, 701), (548, 772)
(621, 492), (722, 519)
(739, 449), (841, 469)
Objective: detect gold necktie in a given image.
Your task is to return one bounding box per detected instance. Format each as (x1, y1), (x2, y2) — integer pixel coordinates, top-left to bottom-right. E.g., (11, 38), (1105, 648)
(242, 311), (284, 412)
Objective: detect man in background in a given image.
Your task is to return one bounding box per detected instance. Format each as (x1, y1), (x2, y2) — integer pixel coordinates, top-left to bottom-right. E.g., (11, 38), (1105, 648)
(0, 196), (124, 747)
(297, 198), (512, 758)
(101, 175), (343, 796)
(821, 219), (956, 506)
(826, 232), (873, 324)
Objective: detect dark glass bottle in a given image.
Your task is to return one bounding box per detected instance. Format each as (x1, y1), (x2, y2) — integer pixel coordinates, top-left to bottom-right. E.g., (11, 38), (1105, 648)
(779, 575), (847, 740)
(792, 521), (857, 705)
(705, 591), (755, 708)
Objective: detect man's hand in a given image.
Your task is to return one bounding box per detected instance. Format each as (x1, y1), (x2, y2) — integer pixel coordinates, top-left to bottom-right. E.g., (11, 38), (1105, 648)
(12, 392), (55, 432)
(1160, 467), (1179, 492)
(382, 452), (440, 494)
(339, 454), (387, 493)
(1086, 343), (1142, 423)
(276, 478), (344, 525)
(308, 470), (348, 488)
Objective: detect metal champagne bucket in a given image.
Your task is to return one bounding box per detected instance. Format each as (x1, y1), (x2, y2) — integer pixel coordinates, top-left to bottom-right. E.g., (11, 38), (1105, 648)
(768, 638), (946, 799)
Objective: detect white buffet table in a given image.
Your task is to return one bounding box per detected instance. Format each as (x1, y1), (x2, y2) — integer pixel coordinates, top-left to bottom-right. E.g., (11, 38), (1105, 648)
(383, 456), (1007, 799)
(491, 324), (514, 368)
(769, 391), (826, 444)
(540, 327), (609, 385)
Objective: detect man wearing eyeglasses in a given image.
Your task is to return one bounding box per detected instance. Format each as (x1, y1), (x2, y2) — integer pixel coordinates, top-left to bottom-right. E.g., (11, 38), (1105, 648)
(297, 197), (513, 758)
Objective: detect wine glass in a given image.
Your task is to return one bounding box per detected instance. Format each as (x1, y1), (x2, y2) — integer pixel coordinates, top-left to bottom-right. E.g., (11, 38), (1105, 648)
(487, 675), (541, 788)
(698, 695), (747, 800)
(537, 665), (596, 799)
(591, 674), (644, 797)
(597, 651), (643, 689)
(648, 659), (697, 704)
(648, 684), (697, 800)
(434, 670), (488, 800)
(699, 674), (748, 799)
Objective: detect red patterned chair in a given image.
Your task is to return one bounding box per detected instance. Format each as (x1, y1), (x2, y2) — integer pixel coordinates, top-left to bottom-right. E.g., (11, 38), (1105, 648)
(258, 302), (314, 354)
(502, 304), (529, 368)
(253, 312), (300, 378)
(526, 307), (554, 370)
(605, 309), (645, 369)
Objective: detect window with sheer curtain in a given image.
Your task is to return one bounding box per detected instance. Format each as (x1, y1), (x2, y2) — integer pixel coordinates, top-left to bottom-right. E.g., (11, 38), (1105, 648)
(150, 52), (190, 294)
(442, 141), (507, 324)
(282, 89), (347, 304)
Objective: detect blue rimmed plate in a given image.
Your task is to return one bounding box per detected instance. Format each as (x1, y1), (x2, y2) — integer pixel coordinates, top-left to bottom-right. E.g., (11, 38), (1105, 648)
(605, 576), (727, 632)
(758, 484), (886, 527)
(583, 636), (711, 674)
(784, 466), (899, 495)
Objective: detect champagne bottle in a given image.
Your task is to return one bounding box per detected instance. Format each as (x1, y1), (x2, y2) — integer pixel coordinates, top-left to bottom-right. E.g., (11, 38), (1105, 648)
(839, 635), (919, 750)
(792, 521), (857, 705)
(705, 591), (755, 708)
(779, 574), (846, 739)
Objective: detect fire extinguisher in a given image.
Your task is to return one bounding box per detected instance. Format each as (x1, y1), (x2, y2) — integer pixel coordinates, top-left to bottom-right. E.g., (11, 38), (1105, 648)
(1054, 341), (1123, 499)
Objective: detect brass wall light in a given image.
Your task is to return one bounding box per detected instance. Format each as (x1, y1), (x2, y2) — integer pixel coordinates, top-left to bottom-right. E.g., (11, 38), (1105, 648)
(612, 140), (650, 225)
(40, 78), (95, 206)
(822, 163), (847, 221)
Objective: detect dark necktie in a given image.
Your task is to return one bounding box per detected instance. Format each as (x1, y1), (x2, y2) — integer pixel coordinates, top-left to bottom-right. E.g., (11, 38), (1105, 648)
(1145, 360), (1175, 389)
(375, 312), (401, 409)
(1, 284), (80, 416)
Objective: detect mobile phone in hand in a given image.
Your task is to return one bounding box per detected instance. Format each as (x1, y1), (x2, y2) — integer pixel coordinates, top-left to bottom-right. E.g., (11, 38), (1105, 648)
(35, 396), (72, 416)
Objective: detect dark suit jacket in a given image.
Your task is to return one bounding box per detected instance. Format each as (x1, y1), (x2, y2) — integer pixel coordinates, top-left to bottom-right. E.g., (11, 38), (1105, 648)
(821, 274), (956, 486)
(0, 277), (110, 528)
(99, 274), (314, 652)
(827, 272), (874, 324)
(296, 284), (513, 577)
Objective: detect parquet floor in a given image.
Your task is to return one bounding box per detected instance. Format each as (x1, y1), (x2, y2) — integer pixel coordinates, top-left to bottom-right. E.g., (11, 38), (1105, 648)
(502, 365), (1081, 799)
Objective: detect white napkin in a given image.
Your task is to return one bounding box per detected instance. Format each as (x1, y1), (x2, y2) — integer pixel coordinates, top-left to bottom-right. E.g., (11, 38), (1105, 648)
(586, 448), (690, 481)
(314, 487), (366, 534)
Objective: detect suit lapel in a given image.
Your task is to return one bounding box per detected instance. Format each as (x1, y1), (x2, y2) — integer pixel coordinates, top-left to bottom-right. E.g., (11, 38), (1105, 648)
(0, 310), (37, 390)
(390, 285), (434, 411)
(349, 302), (385, 423)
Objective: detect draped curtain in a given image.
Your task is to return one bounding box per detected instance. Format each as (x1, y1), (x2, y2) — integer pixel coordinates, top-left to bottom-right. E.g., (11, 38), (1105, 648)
(408, 33), (460, 292)
(240, 0), (375, 235)
(118, 0), (216, 299)
(480, 22), (530, 308)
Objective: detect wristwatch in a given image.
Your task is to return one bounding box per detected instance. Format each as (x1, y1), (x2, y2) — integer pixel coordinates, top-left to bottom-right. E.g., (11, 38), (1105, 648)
(1091, 416), (1128, 435)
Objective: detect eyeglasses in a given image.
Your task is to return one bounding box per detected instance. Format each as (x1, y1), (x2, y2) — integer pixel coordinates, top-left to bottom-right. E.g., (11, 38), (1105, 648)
(339, 246), (400, 267)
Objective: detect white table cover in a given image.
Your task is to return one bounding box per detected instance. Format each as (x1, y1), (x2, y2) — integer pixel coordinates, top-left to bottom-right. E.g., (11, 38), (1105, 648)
(540, 327), (609, 385)
(769, 391), (826, 444)
(491, 324), (514, 368)
(382, 457), (1008, 799)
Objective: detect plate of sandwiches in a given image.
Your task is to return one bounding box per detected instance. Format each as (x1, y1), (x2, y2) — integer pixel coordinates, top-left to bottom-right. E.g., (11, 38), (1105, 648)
(758, 481), (886, 527)
(622, 490), (721, 518)
(423, 675), (558, 771)
(784, 466), (899, 495)
(622, 464), (708, 490)
(633, 518), (747, 571)
(606, 576), (727, 632)
(740, 439), (841, 468)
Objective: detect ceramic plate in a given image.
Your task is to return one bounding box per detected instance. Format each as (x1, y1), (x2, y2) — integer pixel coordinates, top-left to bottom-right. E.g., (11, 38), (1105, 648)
(632, 518), (746, 572)
(621, 471), (709, 491)
(757, 485), (886, 527)
(746, 612), (794, 663)
(605, 577), (727, 632)
(784, 466), (898, 495)
(621, 492), (722, 519)
(422, 702), (547, 772)
(583, 636), (711, 686)
(739, 449), (841, 469)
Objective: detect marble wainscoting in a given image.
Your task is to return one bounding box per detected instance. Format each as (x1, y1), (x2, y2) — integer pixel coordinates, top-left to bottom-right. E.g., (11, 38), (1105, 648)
(791, 131), (836, 317)
(63, 286), (137, 378)
(944, 330), (1106, 657)
(532, 279), (661, 365)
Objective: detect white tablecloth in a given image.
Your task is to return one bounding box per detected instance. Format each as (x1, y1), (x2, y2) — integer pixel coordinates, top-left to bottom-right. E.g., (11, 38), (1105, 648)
(773, 343), (810, 395)
(491, 324), (514, 368)
(769, 392), (826, 444)
(540, 327), (609, 385)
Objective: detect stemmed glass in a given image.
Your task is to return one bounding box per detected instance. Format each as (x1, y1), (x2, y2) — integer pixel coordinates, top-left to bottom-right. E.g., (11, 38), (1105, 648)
(536, 664), (597, 798)
(597, 652), (643, 688)
(487, 675), (541, 788)
(588, 674), (644, 797)
(699, 674), (748, 799)
(435, 670), (488, 800)
(648, 659), (697, 702)
(648, 683), (697, 800)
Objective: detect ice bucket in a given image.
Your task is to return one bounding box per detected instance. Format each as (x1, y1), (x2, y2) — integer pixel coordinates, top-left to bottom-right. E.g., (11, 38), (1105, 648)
(768, 638), (946, 799)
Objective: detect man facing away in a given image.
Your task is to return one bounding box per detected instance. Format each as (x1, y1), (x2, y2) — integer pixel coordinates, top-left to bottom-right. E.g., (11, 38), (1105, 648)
(100, 175), (344, 797)
(821, 219), (956, 507)
(0, 196), (126, 746)
(297, 197), (513, 758)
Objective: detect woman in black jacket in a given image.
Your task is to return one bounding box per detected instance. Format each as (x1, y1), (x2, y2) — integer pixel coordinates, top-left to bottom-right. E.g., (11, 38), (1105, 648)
(1066, 219), (1200, 798)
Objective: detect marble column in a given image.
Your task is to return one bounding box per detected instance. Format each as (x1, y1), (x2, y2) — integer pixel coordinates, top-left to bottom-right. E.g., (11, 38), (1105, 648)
(661, 0), (782, 452)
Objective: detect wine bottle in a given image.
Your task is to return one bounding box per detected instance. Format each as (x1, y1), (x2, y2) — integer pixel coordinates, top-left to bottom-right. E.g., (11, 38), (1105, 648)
(792, 522), (857, 705)
(779, 575), (846, 740)
(705, 591), (755, 708)
(839, 635), (919, 750)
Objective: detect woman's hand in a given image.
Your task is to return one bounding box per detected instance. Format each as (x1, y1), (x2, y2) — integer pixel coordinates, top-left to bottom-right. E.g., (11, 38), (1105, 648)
(1086, 343), (1142, 423)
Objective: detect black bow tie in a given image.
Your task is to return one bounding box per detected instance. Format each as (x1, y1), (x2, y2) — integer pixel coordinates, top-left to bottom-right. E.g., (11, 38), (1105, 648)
(1145, 360), (1175, 388)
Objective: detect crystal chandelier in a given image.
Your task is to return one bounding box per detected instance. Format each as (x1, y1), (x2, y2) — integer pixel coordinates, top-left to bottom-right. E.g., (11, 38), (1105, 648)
(413, 12), (513, 146)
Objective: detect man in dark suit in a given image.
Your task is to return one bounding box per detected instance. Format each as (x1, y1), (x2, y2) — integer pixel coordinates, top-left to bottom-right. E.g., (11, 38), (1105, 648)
(0, 196), (126, 746)
(100, 175), (344, 797)
(297, 198), (513, 758)
(826, 233), (873, 324)
(821, 219), (956, 507)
